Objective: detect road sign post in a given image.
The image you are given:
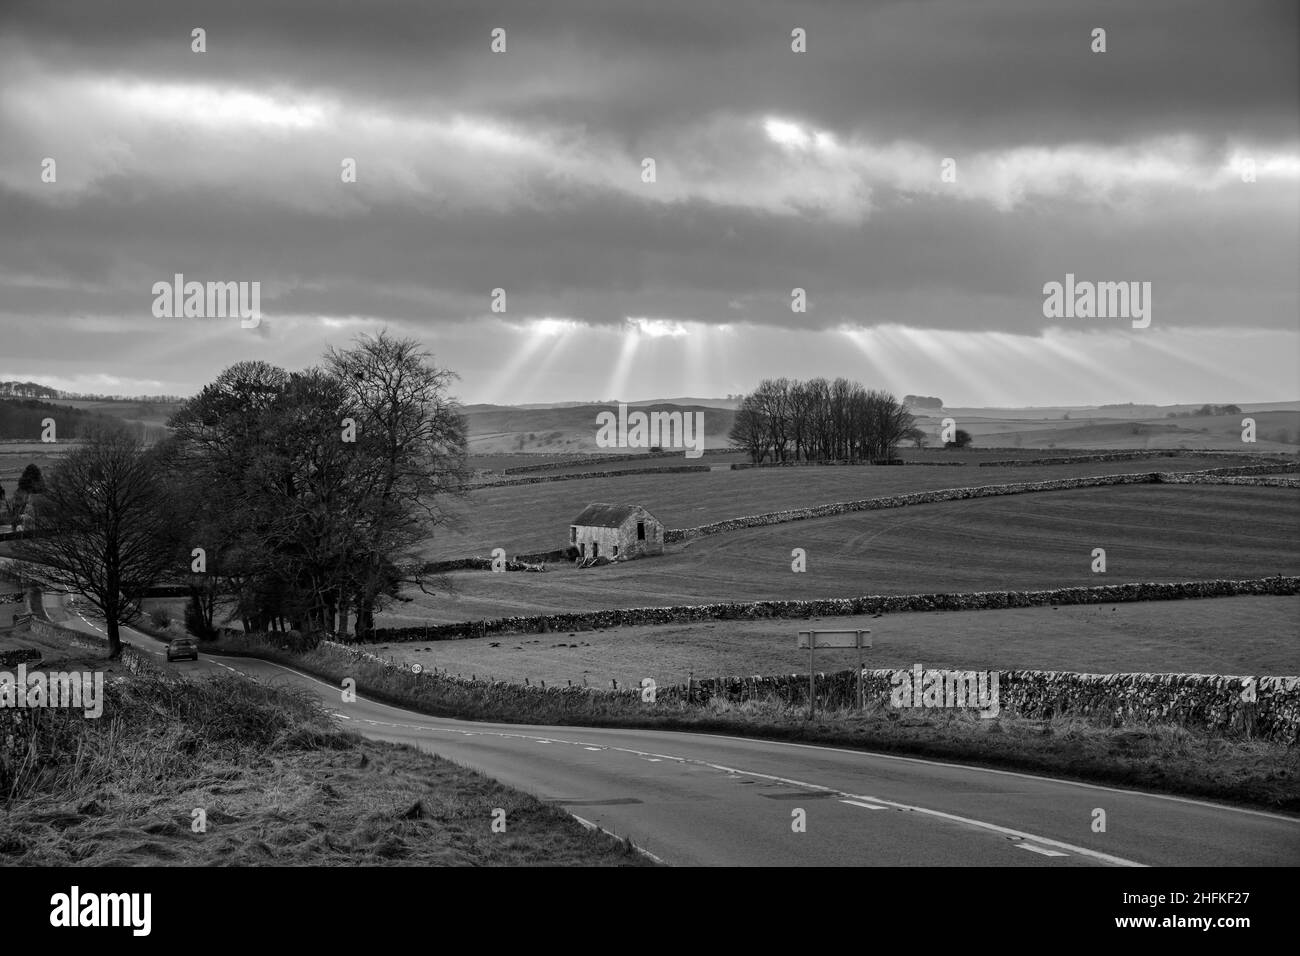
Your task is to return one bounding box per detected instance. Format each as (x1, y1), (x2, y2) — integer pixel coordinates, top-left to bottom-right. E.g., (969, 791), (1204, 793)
(800, 639), (811, 723)
(797, 629), (871, 719)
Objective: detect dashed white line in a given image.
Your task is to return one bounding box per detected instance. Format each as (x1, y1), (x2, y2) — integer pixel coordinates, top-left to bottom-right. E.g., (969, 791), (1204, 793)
(117, 644), (1161, 866)
(1017, 843), (1070, 858)
(395, 726), (1148, 867)
(841, 799), (888, 810)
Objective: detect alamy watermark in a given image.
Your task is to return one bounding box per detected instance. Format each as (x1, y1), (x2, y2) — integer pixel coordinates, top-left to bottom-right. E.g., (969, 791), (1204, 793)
(1042, 273), (1151, 329)
(889, 664), (1000, 718)
(595, 403), (705, 458)
(151, 273), (261, 328)
(50, 886), (150, 936)
(0, 665), (104, 718)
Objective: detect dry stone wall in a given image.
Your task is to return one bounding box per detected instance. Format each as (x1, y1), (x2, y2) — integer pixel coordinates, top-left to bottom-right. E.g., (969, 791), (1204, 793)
(318, 642), (1298, 742)
(674, 669), (1298, 742)
(664, 465), (1296, 542)
(729, 459), (967, 469)
(481, 464), (710, 487)
(367, 576), (1300, 643)
(501, 450), (693, 474)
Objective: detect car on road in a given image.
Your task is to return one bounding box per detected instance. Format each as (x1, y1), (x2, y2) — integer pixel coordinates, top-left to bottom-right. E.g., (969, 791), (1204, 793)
(166, 637), (199, 662)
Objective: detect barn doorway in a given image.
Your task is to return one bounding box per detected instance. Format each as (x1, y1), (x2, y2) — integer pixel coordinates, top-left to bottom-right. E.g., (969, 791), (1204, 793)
(637, 521), (646, 541)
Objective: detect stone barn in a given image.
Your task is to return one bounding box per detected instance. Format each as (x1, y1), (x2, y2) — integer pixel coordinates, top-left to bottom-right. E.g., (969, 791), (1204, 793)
(570, 503), (664, 561)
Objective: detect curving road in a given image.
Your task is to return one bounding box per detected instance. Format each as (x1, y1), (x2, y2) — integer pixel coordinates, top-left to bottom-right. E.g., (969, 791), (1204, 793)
(47, 591), (1300, 867)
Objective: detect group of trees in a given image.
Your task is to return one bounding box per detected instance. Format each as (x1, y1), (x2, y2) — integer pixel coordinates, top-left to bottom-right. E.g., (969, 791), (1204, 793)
(728, 377), (917, 464)
(0, 381), (184, 402)
(0, 381), (61, 399)
(15, 332), (469, 656)
(1166, 404), (1243, 418)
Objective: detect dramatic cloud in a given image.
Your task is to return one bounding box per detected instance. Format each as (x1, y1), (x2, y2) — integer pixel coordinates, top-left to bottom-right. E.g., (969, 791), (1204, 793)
(1, 0), (1296, 403)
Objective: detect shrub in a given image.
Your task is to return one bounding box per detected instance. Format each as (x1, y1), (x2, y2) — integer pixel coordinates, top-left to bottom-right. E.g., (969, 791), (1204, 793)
(260, 629), (324, 654)
(183, 598), (217, 641)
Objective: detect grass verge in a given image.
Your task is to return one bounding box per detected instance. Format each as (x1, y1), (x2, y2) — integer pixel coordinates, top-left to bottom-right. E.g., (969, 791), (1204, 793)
(207, 633), (1300, 815)
(0, 654), (653, 866)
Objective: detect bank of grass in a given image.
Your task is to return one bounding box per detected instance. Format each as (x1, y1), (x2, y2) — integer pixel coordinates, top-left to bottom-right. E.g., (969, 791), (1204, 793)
(207, 633), (1300, 814)
(0, 666), (653, 866)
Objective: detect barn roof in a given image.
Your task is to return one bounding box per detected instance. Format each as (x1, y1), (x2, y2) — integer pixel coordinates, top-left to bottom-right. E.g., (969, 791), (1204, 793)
(571, 502), (653, 528)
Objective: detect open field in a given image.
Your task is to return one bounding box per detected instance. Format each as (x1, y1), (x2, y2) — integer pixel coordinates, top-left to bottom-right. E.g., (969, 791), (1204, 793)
(476, 449), (746, 479)
(393, 484), (1300, 623)
(464, 402), (734, 454)
(941, 402), (1300, 420)
(379, 595), (1300, 688)
(427, 453), (1278, 558)
(915, 410), (1299, 453)
(461, 400), (1299, 455)
(41, 398), (183, 429)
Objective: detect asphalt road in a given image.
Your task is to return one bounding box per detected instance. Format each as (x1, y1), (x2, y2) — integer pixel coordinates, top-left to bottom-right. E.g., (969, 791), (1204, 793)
(49, 593), (1300, 867)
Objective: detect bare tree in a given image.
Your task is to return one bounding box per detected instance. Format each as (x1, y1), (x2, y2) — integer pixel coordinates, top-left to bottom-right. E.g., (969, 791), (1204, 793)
(14, 427), (173, 657)
(728, 394), (769, 462)
(325, 331), (470, 638)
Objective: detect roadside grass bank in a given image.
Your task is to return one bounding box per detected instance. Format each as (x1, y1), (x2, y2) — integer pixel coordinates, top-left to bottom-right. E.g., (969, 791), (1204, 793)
(207, 633), (1300, 814)
(0, 659), (653, 866)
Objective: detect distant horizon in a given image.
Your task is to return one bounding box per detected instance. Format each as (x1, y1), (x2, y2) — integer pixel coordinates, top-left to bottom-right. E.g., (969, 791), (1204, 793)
(2, 377), (1297, 414)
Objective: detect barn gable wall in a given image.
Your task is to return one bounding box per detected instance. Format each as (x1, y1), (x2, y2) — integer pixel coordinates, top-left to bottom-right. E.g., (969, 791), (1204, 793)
(570, 505), (664, 560)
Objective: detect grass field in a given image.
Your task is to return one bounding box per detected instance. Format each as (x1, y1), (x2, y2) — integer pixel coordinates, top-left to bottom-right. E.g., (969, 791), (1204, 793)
(475, 450), (746, 479)
(0, 443), (69, 493)
(42, 398), (182, 429)
(893, 409), (1298, 452)
(378, 595), (1300, 689)
(427, 453), (1274, 558)
(389, 484), (1300, 623)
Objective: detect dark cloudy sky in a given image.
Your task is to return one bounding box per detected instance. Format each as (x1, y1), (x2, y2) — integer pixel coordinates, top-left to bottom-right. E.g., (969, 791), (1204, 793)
(1, 0), (1296, 405)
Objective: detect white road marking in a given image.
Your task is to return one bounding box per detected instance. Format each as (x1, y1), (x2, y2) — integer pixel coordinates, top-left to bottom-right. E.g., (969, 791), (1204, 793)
(148, 648), (1254, 864)
(569, 814), (665, 865)
(841, 799), (888, 810)
(674, 728), (1299, 825)
(439, 729), (1146, 865)
(326, 712), (1145, 866)
(1017, 843), (1069, 858)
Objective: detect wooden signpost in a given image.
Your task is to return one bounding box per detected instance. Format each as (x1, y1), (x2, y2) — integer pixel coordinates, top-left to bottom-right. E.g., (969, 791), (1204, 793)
(797, 628), (871, 718)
